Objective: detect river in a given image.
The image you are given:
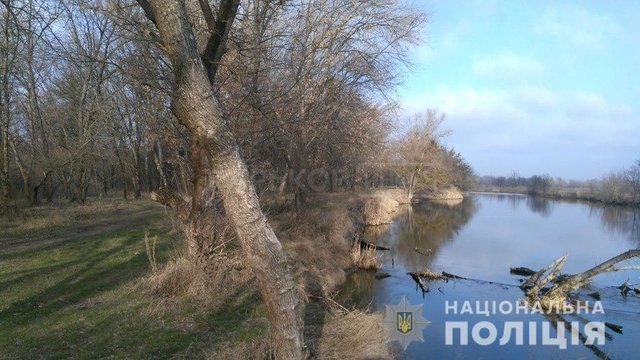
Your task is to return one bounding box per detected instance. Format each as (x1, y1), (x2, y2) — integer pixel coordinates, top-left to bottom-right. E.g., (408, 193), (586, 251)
(341, 192), (640, 359)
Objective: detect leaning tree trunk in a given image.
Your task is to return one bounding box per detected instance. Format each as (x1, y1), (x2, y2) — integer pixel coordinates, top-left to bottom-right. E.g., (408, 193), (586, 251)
(136, 1), (303, 358)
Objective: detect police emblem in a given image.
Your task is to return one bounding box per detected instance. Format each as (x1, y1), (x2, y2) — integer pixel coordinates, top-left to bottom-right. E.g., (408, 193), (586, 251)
(397, 312), (413, 333)
(382, 296), (430, 350)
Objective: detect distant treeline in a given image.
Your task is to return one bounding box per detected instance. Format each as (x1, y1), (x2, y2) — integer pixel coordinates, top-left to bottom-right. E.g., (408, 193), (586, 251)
(475, 160), (640, 206)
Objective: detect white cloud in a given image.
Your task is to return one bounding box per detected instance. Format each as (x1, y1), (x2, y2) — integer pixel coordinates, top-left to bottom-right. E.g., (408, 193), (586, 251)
(567, 92), (608, 118)
(514, 86), (559, 112)
(534, 4), (620, 49)
(473, 52), (546, 81)
(399, 86), (639, 178)
(411, 20), (469, 62)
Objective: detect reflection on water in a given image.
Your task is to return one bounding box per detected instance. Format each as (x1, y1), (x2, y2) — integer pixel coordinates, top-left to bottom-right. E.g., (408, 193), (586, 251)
(526, 196), (554, 217)
(341, 193), (640, 359)
(589, 205), (640, 246)
(489, 192), (526, 210)
(363, 197), (477, 272)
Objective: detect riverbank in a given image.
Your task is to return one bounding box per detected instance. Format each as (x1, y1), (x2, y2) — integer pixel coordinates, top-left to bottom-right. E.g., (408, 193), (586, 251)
(472, 185), (639, 207)
(0, 190), (409, 359)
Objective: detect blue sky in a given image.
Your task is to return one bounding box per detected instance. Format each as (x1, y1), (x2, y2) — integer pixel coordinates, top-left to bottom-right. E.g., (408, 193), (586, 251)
(398, 0), (640, 179)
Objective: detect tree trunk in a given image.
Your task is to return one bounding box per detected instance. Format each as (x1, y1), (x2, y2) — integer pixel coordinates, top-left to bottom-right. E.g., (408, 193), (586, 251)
(131, 147), (142, 199)
(407, 172), (416, 201)
(278, 166), (288, 196)
(0, 4), (10, 203)
(545, 250), (640, 299)
(186, 142), (207, 258)
(153, 139), (168, 188)
(136, 2), (303, 358)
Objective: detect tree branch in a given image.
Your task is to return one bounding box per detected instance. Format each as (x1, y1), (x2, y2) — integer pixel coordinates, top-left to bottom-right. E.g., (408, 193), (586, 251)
(135, 0), (157, 27)
(201, 0), (240, 82)
(150, 188), (190, 221)
(198, 0), (216, 32)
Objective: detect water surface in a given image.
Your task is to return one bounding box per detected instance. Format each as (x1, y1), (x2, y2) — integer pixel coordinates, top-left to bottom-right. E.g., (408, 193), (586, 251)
(342, 193), (640, 359)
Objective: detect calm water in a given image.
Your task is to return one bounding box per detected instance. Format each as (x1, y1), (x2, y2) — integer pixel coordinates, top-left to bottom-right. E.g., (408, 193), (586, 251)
(341, 193), (640, 359)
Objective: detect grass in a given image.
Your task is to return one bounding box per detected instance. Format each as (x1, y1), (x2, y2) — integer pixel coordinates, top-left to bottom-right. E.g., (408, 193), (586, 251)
(0, 193), (394, 359)
(0, 198), (268, 359)
(350, 244), (380, 271)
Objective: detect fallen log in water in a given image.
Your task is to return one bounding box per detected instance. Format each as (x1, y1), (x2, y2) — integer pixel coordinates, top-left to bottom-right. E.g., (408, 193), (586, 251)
(618, 280), (630, 296)
(605, 322), (623, 334)
(442, 271), (469, 280)
(521, 255), (567, 297)
(587, 291), (601, 300)
(409, 272), (430, 292)
(358, 240), (390, 251)
(414, 247), (433, 257)
(408, 269), (451, 292)
(523, 250), (640, 304)
(510, 266), (537, 277)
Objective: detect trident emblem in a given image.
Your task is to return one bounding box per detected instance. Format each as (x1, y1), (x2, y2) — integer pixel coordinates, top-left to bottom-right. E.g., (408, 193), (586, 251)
(397, 312), (413, 333)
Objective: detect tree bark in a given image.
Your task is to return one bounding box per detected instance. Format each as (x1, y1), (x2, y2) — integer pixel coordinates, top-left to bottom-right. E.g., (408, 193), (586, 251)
(545, 250), (640, 299)
(278, 165), (288, 196)
(0, 5), (11, 202)
(153, 138), (168, 188)
(136, 1), (303, 358)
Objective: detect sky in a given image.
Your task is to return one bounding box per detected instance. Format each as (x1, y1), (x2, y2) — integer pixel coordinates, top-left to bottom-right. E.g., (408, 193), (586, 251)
(398, 0), (640, 180)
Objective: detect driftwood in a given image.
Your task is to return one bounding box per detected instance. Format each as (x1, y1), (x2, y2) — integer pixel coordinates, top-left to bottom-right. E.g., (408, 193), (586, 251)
(442, 271), (469, 280)
(510, 267), (536, 277)
(523, 250), (640, 303)
(605, 322), (623, 334)
(409, 269), (461, 292)
(521, 255), (567, 297)
(587, 291), (601, 300)
(408, 268), (455, 292)
(618, 280), (631, 296)
(358, 240), (390, 251)
(414, 247), (433, 256)
(375, 272), (391, 280)
(409, 272), (430, 292)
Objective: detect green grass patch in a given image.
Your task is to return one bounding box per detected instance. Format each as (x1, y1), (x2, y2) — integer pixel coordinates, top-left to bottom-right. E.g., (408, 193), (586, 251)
(0, 199), (266, 359)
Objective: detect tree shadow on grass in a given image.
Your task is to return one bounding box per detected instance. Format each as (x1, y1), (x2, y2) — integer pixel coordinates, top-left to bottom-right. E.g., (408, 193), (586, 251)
(301, 271), (329, 358)
(0, 208), (166, 260)
(0, 233), (146, 330)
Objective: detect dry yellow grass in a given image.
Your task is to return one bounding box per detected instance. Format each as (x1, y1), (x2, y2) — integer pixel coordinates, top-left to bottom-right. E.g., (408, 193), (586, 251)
(317, 311), (391, 359)
(139, 191), (402, 358)
(420, 185), (464, 200)
(142, 253), (252, 311)
(350, 244), (380, 270)
(362, 196), (399, 225)
(372, 188), (411, 204)
(206, 338), (270, 360)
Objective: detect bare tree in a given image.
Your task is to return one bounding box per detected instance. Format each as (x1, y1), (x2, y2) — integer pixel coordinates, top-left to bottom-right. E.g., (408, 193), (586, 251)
(134, 1), (303, 357)
(392, 109), (450, 200)
(626, 159), (640, 203)
(0, 0), (20, 202)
